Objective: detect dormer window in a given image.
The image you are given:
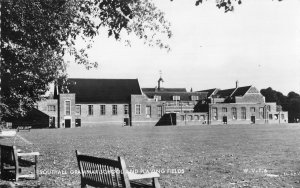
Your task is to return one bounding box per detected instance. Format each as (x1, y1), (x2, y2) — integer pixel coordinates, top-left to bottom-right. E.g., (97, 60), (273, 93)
(173, 96), (180, 101)
(191, 96), (199, 101)
(154, 95), (161, 101)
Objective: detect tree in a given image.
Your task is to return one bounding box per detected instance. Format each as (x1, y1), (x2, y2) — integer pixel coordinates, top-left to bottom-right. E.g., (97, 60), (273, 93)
(0, 0), (172, 118)
(261, 88), (300, 123)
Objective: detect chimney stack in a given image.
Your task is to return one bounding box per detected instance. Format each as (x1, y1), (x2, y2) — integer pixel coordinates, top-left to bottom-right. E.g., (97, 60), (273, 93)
(236, 80), (239, 88)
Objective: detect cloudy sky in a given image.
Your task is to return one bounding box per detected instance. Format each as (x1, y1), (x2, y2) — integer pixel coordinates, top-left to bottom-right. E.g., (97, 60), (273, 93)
(67, 0), (300, 95)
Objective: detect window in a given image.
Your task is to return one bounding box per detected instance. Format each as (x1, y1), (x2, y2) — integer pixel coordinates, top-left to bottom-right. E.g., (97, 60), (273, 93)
(212, 108), (218, 120)
(250, 107), (255, 113)
(112, 105), (118, 115)
(269, 114), (273, 120)
(241, 107), (246, 120)
(146, 106), (151, 118)
(232, 107), (237, 120)
(188, 115), (193, 121)
(200, 115), (206, 120)
(100, 105), (106, 115)
(88, 105), (93, 116)
(267, 105), (271, 111)
(135, 104), (141, 115)
(222, 107), (227, 113)
(124, 105), (129, 115)
(154, 95), (161, 101)
(173, 96), (180, 101)
(65, 101), (71, 115)
(274, 114), (278, 120)
(48, 105), (56, 112)
(194, 115), (199, 120)
(181, 115), (185, 121)
(259, 107), (264, 118)
(157, 106), (162, 118)
(191, 96), (199, 101)
(281, 114), (284, 119)
(75, 105), (81, 115)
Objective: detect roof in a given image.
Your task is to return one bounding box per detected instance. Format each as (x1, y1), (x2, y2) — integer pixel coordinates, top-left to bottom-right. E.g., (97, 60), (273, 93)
(142, 88), (187, 93)
(66, 79), (142, 103)
(143, 92), (208, 101)
(231, 86), (251, 98)
(197, 88), (217, 98)
(215, 88), (236, 98)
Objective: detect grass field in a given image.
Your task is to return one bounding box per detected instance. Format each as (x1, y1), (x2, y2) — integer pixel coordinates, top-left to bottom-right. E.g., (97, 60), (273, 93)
(1, 124), (300, 187)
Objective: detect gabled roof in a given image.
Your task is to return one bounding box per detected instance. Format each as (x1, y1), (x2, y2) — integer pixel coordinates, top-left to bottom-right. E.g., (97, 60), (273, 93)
(143, 92), (207, 101)
(142, 88), (187, 93)
(231, 86), (252, 98)
(197, 88), (217, 98)
(66, 79), (142, 103)
(215, 88), (236, 98)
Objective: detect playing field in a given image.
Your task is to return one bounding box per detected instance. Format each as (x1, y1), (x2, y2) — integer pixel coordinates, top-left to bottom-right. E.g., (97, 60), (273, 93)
(1, 124), (300, 187)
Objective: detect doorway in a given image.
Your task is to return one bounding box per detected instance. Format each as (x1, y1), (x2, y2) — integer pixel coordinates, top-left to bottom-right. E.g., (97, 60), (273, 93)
(251, 116), (255, 124)
(223, 116), (227, 124)
(65, 119), (71, 128)
(75, 119), (81, 127)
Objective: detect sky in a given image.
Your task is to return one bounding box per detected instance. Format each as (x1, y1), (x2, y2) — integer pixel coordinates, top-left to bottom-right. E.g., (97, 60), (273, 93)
(67, 0), (300, 95)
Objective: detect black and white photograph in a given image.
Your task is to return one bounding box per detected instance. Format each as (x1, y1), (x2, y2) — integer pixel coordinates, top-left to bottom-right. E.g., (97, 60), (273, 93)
(1, 0), (300, 187)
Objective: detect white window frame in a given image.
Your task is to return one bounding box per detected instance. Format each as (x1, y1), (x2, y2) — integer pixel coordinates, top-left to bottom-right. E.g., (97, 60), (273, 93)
(88, 105), (94, 116)
(65, 100), (71, 116)
(135, 104), (141, 115)
(112, 105), (118, 115)
(75, 105), (81, 115)
(191, 96), (199, 101)
(100, 105), (106, 115)
(172, 96), (180, 101)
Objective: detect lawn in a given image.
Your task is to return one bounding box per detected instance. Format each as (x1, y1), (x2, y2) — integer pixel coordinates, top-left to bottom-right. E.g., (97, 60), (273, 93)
(1, 124), (300, 187)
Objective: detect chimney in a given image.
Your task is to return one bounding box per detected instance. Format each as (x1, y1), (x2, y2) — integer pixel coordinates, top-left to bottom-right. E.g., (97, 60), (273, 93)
(236, 80), (239, 88)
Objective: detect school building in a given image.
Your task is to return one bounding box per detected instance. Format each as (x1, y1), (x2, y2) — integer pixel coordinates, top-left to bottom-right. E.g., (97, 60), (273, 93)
(9, 78), (288, 128)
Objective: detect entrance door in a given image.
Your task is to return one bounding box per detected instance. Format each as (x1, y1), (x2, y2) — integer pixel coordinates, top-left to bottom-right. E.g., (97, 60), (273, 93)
(49, 117), (55, 128)
(75, 119), (81, 127)
(223, 116), (227, 124)
(123, 118), (129, 126)
(251, 116), (255, 124)
(65, 119), (71, 128)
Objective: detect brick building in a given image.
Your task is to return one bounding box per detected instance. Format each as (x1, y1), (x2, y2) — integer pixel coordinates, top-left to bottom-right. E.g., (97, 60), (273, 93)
(10, 78), (288, 128)
(197, 84), (288, 125)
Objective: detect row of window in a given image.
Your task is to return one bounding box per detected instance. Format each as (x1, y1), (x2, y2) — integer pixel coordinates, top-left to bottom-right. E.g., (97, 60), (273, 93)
(212, 106), (282, 120)
(154, 95), (199, 101)
(135, 105), (163, 118)
(180, 115), (206, 121)
(212, 107), (264, 120)
(68, 104), (129, 116)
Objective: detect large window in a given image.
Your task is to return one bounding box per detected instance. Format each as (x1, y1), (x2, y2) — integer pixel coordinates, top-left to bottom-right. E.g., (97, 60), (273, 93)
(65, 101), (71, 115)
(112, 105), (118, 115)
(250, 107), (256, 113)
(146, 106), (151, 118)
(154, 95), (161, 101)
(259, 107), (264, 118)
(191, 96), (199, 101)
(124, 105), (129, 115)
(173, 96), (180, 101)
(135, 104), (141, 115)
(232, 107), (237, 119)
(241, 107), (246, 120)
(75, 105), (81, 115)
(100, 105), (106, 115)
(157, 106), (162, 118)
(48, 105), (56, 112)
(88, 105), (93, 116)
(212, 108), (218, 120)
(222, 107), (227, 113)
